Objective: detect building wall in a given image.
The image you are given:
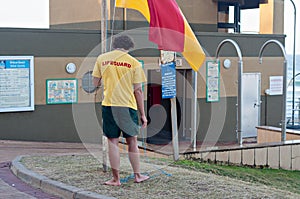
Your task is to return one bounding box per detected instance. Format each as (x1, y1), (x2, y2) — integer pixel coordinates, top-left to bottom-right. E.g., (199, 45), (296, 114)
(260, 0), (274, 34)
(50, 0), (219, 31)
(0, 0), (286, 143)
(260, 0), (285, 34)
(50, 0), (101, 26)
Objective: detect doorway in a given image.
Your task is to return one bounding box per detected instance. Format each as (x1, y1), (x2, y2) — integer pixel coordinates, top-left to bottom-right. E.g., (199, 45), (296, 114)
(146, 69), (193, 144)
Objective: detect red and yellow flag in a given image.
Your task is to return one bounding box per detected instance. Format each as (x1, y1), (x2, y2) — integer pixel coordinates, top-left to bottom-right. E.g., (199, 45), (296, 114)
(115, 0), (206, 71)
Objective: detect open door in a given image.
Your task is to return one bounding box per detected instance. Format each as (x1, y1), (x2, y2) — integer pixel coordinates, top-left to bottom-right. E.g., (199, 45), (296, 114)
(146, 69), (182, 144)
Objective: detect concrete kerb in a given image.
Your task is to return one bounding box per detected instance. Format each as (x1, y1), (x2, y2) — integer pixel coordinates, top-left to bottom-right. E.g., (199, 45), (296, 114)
(11, 156), (48, 189)
(11, 156), (116, 199)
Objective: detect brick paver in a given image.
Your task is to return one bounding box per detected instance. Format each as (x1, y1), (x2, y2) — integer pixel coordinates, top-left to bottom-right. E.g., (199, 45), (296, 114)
(0, 140), (89, 199)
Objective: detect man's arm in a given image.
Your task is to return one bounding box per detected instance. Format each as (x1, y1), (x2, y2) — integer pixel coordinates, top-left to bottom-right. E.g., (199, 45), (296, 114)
(134, 83), (147, 128)
(93, 77), (101, 88)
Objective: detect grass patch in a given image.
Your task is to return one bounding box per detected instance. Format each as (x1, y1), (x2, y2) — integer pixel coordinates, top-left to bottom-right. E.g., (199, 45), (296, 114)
(19, 155), (300, 198)
(174, 159), (300, 194)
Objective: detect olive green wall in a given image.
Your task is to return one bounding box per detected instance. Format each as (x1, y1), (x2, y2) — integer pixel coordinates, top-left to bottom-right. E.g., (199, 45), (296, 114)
(0, 27), (286, 143)
(0, 104), (102, 143)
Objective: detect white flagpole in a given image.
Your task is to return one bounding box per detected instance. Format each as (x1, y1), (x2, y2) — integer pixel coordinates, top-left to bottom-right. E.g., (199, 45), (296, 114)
(161, 50), (179, 161)
(101, 0), (108, 172)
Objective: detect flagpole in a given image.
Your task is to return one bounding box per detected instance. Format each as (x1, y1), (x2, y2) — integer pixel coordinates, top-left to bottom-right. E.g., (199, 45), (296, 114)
(101, 0), (108, 172)
(161, 50), (179, 161)
(191, 70), (197, 150)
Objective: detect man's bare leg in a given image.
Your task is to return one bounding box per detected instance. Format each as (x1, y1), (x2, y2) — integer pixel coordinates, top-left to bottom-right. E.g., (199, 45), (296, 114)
(126, 136), (149, 183)
(104, 138), (121, 186)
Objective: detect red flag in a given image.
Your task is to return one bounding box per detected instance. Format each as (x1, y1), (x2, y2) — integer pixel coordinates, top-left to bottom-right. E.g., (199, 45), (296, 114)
(148, 0), (185, 52)
(116, 0), (206, 71)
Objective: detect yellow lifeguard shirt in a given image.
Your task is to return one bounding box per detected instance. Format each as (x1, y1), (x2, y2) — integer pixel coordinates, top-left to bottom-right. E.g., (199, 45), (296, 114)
(92, 50), (146, 110)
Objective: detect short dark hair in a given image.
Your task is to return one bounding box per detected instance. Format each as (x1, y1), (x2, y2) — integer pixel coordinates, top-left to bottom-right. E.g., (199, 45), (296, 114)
(112, 34), (134, 50)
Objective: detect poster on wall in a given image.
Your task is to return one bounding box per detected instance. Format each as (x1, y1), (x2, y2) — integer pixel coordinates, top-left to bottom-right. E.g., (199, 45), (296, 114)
(161, 62), (176, 99)
(0, 56), (34, 112)
(206, 61), (220, 102)
(269, 76), (283, 95)
(46, 78), (78, 104)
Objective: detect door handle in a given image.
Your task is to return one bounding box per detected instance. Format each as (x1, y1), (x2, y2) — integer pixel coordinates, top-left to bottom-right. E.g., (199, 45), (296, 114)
(254, 101), (262, 108)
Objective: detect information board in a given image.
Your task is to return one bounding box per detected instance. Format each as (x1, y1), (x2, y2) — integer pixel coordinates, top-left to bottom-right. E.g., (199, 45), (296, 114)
(46, 79), (78, 104)
(206, 61), (220, 102)
(269, 76), (283, 95)
(161, 62), (176, 99)
(0, 56), (34, 112)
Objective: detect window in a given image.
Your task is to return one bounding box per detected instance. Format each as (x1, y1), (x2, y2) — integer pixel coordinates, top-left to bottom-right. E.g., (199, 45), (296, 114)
(0, 0), (49, 29)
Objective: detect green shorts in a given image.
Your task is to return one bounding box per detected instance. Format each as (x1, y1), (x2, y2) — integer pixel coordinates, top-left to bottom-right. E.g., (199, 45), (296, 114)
(102, 106), (139, 138)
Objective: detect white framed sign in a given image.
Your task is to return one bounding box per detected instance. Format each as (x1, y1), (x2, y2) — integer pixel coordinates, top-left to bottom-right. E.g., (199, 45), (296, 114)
(46, 78), (78, 104)
(206, 61), (220, 102)
(0, 56), (34, 112)
(161, 62), (176, 99)
(269, 76), (283, 95)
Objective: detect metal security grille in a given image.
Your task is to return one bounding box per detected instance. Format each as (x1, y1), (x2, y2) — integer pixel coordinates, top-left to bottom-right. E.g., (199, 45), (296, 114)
(82, 71), (97, 93)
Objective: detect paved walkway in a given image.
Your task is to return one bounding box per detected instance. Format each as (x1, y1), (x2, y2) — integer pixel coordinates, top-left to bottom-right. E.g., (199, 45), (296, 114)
(0, 140), (89, 199)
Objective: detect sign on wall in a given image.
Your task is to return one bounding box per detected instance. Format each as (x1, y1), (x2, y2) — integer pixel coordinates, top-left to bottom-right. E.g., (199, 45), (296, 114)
(269, 76), (283, 95)
(46, 79), (78, 104)
(0, 56), (34, 112)
(206, 61), (220, 102)
(161, 62), (176, 99)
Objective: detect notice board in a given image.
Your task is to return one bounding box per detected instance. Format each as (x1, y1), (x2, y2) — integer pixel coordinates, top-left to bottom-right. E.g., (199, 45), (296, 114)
(161, 62), (176, 99)
(0, 56), (34, 112)
(46, 78), (78, 104)
(206, 61), (220, 102)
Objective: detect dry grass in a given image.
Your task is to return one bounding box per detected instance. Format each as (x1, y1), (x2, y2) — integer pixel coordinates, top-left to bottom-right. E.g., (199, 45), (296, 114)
(21, 154), (300, 199)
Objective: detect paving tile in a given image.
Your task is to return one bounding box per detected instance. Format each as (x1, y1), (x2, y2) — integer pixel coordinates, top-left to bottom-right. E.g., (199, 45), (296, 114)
(280, 145), (292, 170)
(216, 151), (229, 163)
(255, 148), (267, 167)
(242, 149), (254, 166)
(267, 147), (280, 169)
(292, 145), (300, 170)
(201, 152), (216, 162)
(229, 150), (242, 165)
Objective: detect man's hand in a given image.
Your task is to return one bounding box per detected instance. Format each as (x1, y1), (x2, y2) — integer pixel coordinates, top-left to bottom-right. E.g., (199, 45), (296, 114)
(134, 84), (147, 129)
(140, 115), (148, 128)
(93, 77), (102, 87)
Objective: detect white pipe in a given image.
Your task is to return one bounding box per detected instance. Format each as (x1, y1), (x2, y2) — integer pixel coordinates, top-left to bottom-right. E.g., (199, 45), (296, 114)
(215, 39), (243, 146)
(258, 39), (287, 141)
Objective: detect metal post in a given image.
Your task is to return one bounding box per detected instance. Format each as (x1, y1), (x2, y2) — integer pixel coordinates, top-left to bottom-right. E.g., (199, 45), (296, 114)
(288, 0), (297, 126)
(237, 60), (243, 145)
(282, 60), (288, 141)
(182, 70), (186, 138)
(259, 40), (287, 142)
(298, 98), (300, 121)
(160, 50), (179, 160)
(171, 97), (179, 160)
(191, 70), (198, 150)
(234, 4), (241, 33)
(101, 0), (108, 172)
